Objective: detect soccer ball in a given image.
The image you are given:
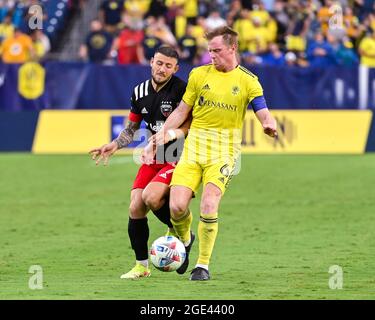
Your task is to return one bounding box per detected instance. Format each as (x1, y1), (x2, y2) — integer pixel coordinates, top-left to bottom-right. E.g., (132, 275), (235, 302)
(150, 236), (186, 272)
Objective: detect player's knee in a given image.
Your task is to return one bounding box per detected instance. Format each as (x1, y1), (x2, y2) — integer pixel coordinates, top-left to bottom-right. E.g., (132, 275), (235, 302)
(129, 201), (145, 219)
(200, 201), (218, 214)
(201, 194), (221, 214)
(169, 199), (188, 219)
(142, 191), (162, 211)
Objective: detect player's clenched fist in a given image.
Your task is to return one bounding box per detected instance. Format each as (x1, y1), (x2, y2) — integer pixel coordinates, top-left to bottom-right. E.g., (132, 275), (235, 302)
(263, 122), (278, 138)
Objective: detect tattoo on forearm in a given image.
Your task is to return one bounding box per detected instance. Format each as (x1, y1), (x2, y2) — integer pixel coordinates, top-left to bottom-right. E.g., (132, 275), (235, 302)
(114, 120), (140, 149)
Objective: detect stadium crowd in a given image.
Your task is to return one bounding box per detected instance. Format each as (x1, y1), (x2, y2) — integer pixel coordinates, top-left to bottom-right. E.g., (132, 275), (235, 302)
(0, 0), (82, 63)
(1, 0), (375, 67)
(80, 0), (375, 67)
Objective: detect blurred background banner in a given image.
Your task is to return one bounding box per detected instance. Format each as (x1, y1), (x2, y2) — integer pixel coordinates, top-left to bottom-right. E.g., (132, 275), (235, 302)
(241, 110), (372, 153)
(1, 109), (371, 154)
(1, 62), (375, 110)
(0, 62), (49, 111)
(252, 65), (361, 109)
(0, 110), (39, 151)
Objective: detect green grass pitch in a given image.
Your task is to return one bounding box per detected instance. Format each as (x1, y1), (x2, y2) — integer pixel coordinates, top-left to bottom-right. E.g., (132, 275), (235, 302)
(1, 153), (375, 300)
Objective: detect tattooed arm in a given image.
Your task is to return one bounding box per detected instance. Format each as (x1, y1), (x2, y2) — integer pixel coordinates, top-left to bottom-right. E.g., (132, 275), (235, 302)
(114, 120), (141, 149)
(89, 120), (141, 166)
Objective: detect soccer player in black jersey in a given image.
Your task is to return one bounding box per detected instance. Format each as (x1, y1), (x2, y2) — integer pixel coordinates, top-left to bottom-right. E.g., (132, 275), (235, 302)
(90, 46), (192, 279)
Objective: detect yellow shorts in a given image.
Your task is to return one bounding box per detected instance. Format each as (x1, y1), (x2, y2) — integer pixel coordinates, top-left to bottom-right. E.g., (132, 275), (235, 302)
(170, 157), (237, 195)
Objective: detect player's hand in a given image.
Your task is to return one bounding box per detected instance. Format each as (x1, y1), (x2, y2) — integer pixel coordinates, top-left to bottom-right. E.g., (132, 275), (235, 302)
(263, 122), (278, 138)
(89, 141), (118, 166)
(141, 141), (156, 165)
(149, 129), (171, 146)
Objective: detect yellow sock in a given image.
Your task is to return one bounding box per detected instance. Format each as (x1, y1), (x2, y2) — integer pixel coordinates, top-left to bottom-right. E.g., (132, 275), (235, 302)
(170, 210), (192, 245)
(197, 213), (218, 266)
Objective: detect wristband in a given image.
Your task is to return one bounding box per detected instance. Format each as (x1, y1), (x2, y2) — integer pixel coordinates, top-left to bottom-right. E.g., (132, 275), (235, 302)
(167, 129), (177, 141)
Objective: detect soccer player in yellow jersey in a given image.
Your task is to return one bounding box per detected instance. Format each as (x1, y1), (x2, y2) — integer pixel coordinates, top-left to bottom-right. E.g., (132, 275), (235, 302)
(358, 30), (375, 68)
(152, 26), (278, 281)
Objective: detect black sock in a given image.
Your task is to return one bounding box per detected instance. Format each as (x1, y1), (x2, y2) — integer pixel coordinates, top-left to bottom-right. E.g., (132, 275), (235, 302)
(128, 217), (149, 261)
(152, 197), (173, 228)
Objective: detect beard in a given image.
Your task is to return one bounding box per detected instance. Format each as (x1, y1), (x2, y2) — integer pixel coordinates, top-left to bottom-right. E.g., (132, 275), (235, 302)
(152, 74), (172, 85)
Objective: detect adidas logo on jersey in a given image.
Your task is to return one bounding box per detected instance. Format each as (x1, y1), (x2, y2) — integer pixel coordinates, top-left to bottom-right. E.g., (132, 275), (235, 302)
(159, 169), (174, 179)
(134, 80), (150, 101)
(202, 84), (210, 90)
(141, 107), (148, 114)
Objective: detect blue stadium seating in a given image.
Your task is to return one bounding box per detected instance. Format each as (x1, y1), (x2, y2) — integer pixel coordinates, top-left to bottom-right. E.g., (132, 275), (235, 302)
(0, 0), (70, 41)
(42, 0), (70, 41)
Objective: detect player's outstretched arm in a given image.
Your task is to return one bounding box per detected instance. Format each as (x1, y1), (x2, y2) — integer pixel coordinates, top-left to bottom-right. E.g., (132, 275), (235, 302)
(151, 101), (192, 146)
(177, 111), (193, 137)
(141, 112), (192, 164)
(165, 110), (193, 142)
(89, 141), (118, 166)
(140, 141), (156, 165)
(255, 108), (278, 138)
(114, 120), (141, 148)
(89, 120), (141, 166)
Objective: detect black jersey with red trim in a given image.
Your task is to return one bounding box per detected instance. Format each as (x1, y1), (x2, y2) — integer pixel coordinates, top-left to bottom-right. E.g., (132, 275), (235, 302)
(129, 75), (187, 134)
(129, 75), (187, 163)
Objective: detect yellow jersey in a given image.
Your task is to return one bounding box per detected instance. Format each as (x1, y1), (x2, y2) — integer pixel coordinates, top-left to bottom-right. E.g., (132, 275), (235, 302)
(182, 64), (263, 160)
(359, 37), (375, 68)
(124, 0), (151, 17)
(250, 9), (270, 26)
(0, 23), (14, 41)
(233, 18), (254, 52)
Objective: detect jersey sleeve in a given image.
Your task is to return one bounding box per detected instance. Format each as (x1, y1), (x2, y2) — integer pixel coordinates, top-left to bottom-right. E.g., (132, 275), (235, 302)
(247, 76), (264, 104)
(359, 38), (369, 52)
(177, 80), (188, 101)
(182, 69), (198, 107)
(129, 91), (142, 122)
(130, 91), (140, 114)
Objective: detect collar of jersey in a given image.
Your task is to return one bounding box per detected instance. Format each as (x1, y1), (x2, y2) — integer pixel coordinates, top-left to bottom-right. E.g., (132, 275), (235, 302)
(151, 76), (173, 93)
(211, 64), (240, 75)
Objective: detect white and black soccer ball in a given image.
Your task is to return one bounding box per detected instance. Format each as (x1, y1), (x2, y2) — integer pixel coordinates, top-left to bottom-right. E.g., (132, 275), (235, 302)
(150, 236), (186, 272)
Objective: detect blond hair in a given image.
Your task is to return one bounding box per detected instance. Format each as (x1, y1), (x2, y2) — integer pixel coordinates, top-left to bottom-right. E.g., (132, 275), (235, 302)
(205, 26), (238, 47)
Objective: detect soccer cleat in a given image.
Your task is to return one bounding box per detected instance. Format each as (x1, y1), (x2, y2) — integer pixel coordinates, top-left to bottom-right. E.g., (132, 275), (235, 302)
(120, 263), (151, 280)
(189, 267), (210, 281)
(165, 227), (179, 238)
(176, 231), (195, 275)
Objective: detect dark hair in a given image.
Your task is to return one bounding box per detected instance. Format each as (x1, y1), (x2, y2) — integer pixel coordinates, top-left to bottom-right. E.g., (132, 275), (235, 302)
(155, 45), (179, 61)
(205, 26), (238, 47)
